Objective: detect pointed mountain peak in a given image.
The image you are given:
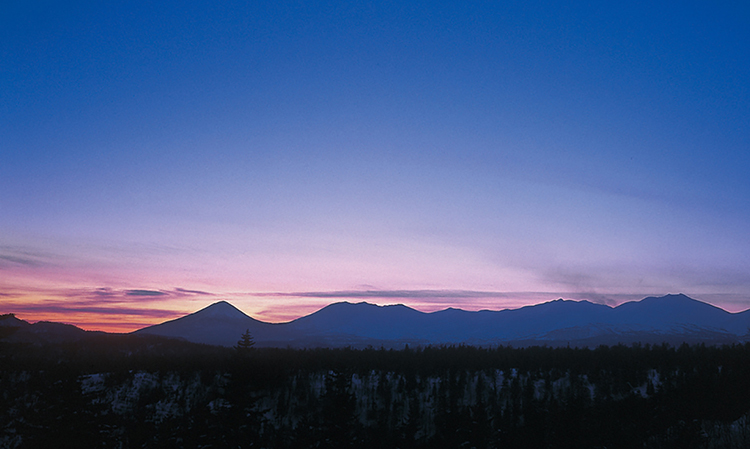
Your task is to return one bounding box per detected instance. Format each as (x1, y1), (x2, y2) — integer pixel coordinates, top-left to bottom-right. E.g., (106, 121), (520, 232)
(316, 301), (417, 312)
(0, 313), (29, 327)
(649, 293), (691, 300)
(665, 293), (693, 301)
(638, 293), (702, 305)
(193, 301), (250, 319)
(315, 301), (363, 311)
(614, 294), (729, 317)
(527, 298), (592, 308)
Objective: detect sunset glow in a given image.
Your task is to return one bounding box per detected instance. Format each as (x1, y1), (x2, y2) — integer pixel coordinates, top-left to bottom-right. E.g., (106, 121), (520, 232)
(2, 1), (749, 332)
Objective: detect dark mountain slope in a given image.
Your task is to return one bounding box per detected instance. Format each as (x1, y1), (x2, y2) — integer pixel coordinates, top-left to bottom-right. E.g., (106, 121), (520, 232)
(133, 294), (750, 348)
(133, 301), (293, 347)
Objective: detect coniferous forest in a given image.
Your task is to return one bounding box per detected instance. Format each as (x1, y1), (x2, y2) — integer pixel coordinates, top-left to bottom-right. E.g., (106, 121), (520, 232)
(2, 334), (750, 448)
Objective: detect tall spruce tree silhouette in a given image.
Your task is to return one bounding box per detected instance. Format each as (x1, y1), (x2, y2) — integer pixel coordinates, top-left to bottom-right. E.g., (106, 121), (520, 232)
(235, 329), (255, 354)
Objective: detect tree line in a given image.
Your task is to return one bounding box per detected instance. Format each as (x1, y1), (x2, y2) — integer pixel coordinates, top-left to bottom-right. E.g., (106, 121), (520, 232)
(2, 336), (750, 448)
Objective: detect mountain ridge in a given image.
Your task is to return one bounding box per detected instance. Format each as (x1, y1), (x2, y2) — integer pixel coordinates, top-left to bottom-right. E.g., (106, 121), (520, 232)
(132, 294), (750, 348)
(4, 295), (749, 348)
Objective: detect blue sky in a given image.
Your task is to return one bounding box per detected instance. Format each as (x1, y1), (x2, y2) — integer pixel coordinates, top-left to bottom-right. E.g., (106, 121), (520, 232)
(2, 1), (749, 330)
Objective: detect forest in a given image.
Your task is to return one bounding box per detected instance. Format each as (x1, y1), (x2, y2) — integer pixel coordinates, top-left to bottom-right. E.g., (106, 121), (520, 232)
(2, 332), (750, 448)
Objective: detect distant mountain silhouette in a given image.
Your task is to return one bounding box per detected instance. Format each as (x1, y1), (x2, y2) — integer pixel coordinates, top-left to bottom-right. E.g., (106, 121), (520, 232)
(0, 313), (96, 343)
(134, 294), (750, 348)
(131, 301), (286, 347)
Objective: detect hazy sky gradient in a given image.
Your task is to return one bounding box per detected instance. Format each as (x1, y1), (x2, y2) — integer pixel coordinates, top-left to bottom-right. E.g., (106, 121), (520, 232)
(2, 1), (749, 331)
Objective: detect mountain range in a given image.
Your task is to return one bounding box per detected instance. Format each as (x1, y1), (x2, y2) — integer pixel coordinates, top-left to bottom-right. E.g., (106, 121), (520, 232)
(0, 313), (100, 343)
(132, 294), (750, 348)
(3, 294), (749, 348)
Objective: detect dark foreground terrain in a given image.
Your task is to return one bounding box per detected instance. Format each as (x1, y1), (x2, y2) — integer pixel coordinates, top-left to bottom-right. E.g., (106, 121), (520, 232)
(2, 332), (750, 448)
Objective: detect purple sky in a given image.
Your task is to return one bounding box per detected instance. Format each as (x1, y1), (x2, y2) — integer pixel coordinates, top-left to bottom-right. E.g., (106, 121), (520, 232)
(2, 1), (749, 331)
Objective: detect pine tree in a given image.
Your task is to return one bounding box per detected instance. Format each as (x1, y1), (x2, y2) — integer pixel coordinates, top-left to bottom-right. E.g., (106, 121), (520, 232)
(236, 329), (255, 353)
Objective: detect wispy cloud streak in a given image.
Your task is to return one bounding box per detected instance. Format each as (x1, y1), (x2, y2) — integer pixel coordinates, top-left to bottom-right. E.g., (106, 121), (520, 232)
(1, 286), (218, 308)
(0, 245), (65, 269)
(0, 254), (45, 267)
(260, 289), (513, 299)
(175, 288), (214, 295)
(2, 303), (179, 318)
(126, 290), (167, 296)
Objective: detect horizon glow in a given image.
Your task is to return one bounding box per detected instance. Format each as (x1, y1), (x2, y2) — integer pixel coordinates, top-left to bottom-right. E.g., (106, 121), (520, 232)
(2, 1), (749, 333)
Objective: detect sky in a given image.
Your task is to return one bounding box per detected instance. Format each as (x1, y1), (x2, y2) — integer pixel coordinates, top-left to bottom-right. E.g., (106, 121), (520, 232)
(2, 1), (750, 332)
